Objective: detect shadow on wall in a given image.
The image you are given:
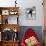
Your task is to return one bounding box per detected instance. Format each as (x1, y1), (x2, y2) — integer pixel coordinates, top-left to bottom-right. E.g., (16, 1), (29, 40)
(18, 26), (44, 44)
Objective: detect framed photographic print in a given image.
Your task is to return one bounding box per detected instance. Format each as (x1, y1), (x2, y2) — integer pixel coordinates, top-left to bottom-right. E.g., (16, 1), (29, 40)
(10, 11), (15, 15)
(2, 10), (9, 15)
(25, 6), (36, 20)
(9, 10), (18, 15)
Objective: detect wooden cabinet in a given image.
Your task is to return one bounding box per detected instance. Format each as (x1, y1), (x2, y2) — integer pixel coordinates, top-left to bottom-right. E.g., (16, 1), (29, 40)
(0, 7), (19, 46)
(0, 7), (19, 24)
(2, 41), (19, 46)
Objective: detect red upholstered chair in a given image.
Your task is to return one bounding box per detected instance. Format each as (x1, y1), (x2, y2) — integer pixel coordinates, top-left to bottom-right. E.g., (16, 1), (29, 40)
(21, 28), (41, 46)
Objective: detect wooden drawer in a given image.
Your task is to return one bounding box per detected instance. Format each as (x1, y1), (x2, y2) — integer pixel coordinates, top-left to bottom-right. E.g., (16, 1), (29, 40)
(1, 41), (19, 46)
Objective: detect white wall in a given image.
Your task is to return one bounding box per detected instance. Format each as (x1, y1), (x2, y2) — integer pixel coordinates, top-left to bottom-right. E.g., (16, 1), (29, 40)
(18, 0), (44, 26)
(0, 0), (43, 26)
(0, 0), (15, 7)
